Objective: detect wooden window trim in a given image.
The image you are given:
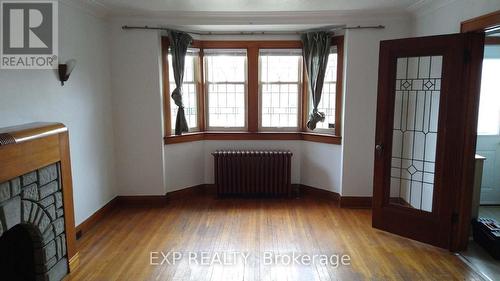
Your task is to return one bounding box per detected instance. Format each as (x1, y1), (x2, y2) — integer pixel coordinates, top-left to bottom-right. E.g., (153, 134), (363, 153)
(248, 46), (259, 132)
(161, 37), (344, 145)
(164, 131), (341, 145)
(333, 36), (344, 137)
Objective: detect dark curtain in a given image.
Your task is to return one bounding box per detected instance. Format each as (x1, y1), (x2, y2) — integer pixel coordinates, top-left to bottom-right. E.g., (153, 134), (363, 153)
(301, 32), (332, 130)
(168, 30), (193, 135)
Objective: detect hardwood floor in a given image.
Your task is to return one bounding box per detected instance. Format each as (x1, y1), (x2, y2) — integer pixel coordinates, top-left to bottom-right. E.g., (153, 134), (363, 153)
(65, 194), (482, 281)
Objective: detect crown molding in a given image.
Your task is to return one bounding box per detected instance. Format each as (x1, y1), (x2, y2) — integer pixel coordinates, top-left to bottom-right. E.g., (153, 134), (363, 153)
(60, 0), (110, 18)
(60, 1), (413, 25)
(407, 0), (459, 18)
(110, 9), (411, 26)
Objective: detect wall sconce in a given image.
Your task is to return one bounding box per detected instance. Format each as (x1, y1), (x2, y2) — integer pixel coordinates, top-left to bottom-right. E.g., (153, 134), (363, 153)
(58, 59), (77, 86)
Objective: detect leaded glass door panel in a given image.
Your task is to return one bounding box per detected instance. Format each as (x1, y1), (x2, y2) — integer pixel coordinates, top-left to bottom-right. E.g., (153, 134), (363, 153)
(390, 56), (442, 212)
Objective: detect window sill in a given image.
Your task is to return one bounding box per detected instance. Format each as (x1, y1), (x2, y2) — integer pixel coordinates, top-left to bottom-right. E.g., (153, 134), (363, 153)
(164, 132), (341, 145)
(300, 132), (342, 144)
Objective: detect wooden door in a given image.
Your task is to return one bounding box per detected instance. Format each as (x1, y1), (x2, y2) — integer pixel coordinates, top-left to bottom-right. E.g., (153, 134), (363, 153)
(373, 33), (484, 249)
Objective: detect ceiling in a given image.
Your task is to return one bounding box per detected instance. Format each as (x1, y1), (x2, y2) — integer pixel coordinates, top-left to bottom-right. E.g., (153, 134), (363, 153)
(71, 0), (434, 33)
(84, 0), (421, 15)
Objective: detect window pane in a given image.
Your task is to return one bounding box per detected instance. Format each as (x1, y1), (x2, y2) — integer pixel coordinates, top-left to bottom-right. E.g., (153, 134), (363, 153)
(260, 49), (301, 128)
(477, 45), (500, 135)
(168, 49), (199, 133)
(314, 47), (338, 131)
(205, 49), (247, 128)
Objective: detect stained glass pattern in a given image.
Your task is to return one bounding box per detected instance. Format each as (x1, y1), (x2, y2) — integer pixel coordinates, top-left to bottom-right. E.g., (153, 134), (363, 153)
(390, 56), (443, 212)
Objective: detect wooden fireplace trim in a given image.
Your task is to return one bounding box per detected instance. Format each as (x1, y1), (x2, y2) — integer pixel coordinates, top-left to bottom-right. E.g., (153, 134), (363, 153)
(0, 122), (79, 271)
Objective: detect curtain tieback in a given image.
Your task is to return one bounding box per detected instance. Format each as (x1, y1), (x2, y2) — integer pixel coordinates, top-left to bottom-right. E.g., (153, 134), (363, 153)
(171, 87), (184, 107)
(307, 109), (325, 130)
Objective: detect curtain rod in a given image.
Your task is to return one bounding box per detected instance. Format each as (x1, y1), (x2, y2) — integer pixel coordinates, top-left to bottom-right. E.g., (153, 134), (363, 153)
(121, 25), (385, 35)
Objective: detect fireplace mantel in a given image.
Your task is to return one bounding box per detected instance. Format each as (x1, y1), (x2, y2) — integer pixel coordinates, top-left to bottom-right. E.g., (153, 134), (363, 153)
(0, 122), (78, 279)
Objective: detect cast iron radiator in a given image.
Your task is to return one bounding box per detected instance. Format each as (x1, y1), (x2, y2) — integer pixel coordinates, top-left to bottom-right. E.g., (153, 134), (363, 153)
(212, 150), (293, 197)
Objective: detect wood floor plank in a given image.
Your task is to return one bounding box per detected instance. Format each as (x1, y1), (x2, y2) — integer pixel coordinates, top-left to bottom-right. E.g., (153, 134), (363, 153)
(65, 194), (482, 281)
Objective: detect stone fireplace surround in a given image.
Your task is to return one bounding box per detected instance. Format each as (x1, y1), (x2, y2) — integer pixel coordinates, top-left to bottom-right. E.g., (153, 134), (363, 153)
(0, 123), (78, 281)
(0, 163), (68, 281)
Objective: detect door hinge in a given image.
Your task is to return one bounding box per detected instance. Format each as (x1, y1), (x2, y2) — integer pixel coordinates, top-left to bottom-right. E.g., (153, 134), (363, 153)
(452, 212), (459, 224)
(464, 49), (471, 64)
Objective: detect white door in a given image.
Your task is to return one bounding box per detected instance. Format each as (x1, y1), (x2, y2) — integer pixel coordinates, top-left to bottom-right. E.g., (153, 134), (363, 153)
(476, 44), (500, 205)
(477, 137), (500, 204)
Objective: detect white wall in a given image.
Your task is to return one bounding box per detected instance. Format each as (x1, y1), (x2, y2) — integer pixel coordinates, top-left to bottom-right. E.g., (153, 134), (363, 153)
(340, 19), (411, 197)
(110, 18), (345, 196)
(163, 138), (342, 193)
(0, 3), (116, 225)
(301, 142), (342, 193)
(110, 16), (414, 197)
(164, 141), (205, 192)
(413, 0), (500, 36)
(109, 23), (167, 196)
(163, 139), (340, 193)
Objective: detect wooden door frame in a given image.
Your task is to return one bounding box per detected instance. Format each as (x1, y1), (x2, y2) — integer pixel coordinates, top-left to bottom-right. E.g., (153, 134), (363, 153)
(461, 10), (500, 33)
(452, 10), (500, 251)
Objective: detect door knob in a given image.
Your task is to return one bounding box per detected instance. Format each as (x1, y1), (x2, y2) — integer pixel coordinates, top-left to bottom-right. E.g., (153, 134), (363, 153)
(375, 144), (384, 151)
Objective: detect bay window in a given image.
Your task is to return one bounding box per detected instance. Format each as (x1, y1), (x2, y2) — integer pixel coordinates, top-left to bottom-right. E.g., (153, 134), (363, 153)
(161, 38), (344, 144)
